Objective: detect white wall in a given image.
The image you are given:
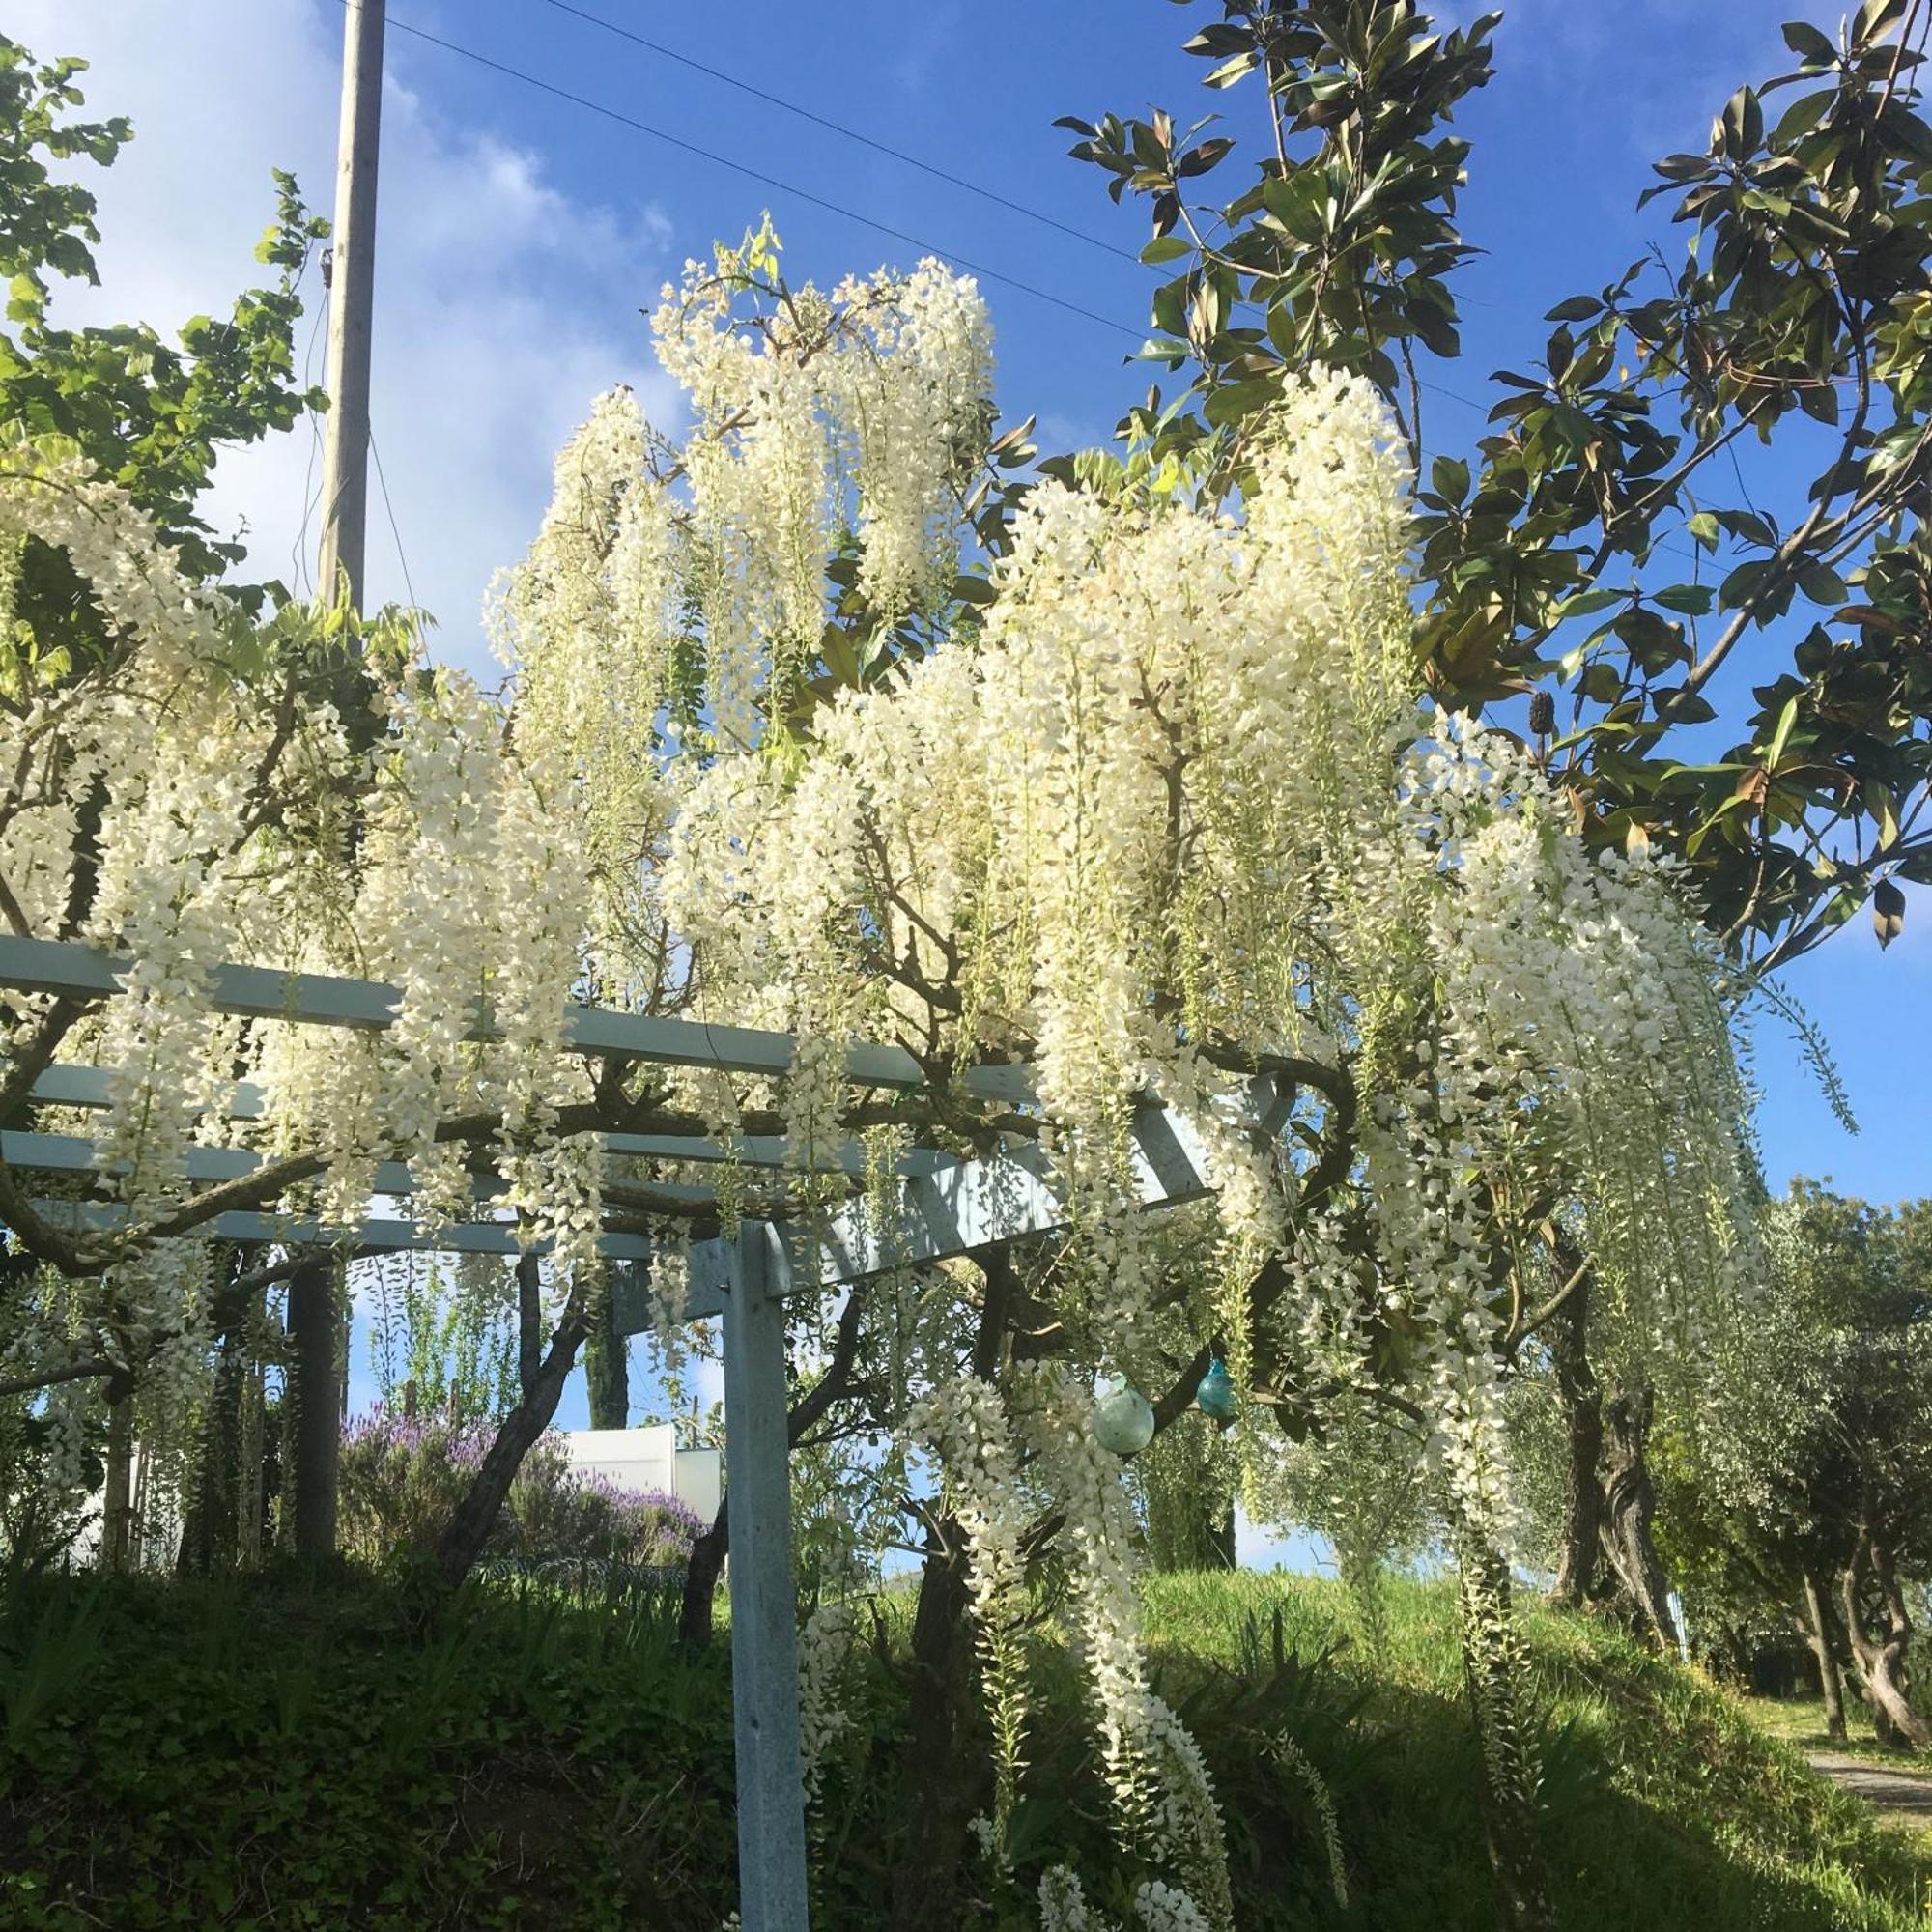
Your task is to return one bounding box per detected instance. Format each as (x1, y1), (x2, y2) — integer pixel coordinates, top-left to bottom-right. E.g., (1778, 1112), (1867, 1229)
(561, 1424), (722, 1527)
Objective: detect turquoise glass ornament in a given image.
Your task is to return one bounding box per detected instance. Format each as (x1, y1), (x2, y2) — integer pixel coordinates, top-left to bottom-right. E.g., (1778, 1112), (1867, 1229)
(1092, 1386), (1155, 1457)
(1196, 1358), (1239, 1421)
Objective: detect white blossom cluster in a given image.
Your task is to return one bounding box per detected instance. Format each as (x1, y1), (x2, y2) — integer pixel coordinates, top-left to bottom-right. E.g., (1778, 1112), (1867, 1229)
(914, 1368), (1233, 1925)
(906, 1372), (1035, 1841)
(666, 370), (1756, 1897)
(0, 428), (612, 1450)
(795, 1600), (857, 1804)
(5, 248), (1763, 1915)
(494, 240), (993, 780)
(254, 670), (604, 1276)
(1036, 1867), (1219, 1932)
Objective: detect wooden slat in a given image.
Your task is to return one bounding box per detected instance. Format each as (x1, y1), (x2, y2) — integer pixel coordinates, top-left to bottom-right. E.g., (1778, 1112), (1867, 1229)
(28, 1198), (659, 1268)
(606, 1094), (1229, 1336)
(0, 933), (1033, 1101)
(14, 1093), (1223, 1332)
(6, 938), (1279, 1338)
(22, 1064), (961, 1179)
(0, 1127), (722, 1209)
(29, 1064), (270, 1118)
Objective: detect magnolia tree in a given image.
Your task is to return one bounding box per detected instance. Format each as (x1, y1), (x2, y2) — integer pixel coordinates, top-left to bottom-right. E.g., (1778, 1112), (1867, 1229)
(0, 211), (1766, 1928)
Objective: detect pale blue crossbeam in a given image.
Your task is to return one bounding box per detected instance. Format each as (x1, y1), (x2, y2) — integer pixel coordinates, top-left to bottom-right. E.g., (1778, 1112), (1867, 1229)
(22, 1062), (962, 1179)
(27, 1196), (656, 1264)
(0, 933), (1033, 1102)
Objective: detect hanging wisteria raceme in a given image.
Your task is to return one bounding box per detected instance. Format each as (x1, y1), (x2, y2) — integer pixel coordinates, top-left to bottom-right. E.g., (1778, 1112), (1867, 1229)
(669, 366), (1756, 1404)
(906, 1373), (1036, 1847)
(0, 223), (998, 1263)
(0, 223), (1766, 1921)
(488, 226), (994, 1058)
(0, 229), (1001, 1570)
(661, 368), (1758, 1921)
(493, 224), (995, 766)
(0, 475), (577, 1435)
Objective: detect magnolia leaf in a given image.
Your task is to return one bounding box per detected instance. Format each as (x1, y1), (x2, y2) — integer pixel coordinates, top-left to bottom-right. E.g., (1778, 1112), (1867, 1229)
(1873, 877), (1906, 950)
(1782, 19), (1837, 63)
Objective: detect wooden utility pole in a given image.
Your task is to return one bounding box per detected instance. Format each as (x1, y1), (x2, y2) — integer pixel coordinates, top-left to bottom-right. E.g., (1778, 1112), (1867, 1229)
(316, 0), (386, 605)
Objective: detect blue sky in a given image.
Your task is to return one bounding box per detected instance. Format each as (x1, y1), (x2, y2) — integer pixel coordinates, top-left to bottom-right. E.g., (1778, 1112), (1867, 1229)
(25, 1), (1930, 1440)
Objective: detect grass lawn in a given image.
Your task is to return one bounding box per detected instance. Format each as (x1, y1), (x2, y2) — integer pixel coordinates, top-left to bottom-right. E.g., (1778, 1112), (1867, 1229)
(0, 1562), (1927, 1928)
(1742, 1691), (1927, 1761)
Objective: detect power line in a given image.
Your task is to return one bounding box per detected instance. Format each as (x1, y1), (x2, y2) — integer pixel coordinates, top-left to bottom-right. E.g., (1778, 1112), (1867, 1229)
(534, 0), (1140, 266)
(344, 5), (1501, 428)
(360, 3), (1146, 341)
(368, 426), (421, 616)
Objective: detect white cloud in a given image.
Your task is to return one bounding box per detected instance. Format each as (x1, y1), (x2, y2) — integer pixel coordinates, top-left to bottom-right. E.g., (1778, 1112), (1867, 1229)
(16, 0), (679, 677)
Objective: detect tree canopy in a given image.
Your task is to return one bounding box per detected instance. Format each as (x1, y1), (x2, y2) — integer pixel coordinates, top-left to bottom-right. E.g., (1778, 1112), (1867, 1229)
(1060, 0), (1932, 969)
(6, 10), (1932, 1929)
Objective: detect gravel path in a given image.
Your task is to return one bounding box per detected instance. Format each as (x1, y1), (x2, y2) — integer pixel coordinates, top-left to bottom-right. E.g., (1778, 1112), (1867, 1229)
(1807, 1750), (1932, 1823)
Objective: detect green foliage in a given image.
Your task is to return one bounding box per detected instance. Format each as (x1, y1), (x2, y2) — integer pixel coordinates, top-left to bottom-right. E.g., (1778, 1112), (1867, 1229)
(2, 1567), (1922, 1928)
(1137, 1571), (1929, 1930)
(0, 29), (327, 678)
(1656, 1183), (1932, 1665)
(0, 1571), (737, 1930)
(1065, 0), (1932, 968)
(1135, 1409), (1238, 1573)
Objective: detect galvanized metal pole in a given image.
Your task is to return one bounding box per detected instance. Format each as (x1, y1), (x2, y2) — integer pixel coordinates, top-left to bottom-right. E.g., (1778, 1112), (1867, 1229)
(316, 0), (385, 606)
(722, 1221), (810, 1930)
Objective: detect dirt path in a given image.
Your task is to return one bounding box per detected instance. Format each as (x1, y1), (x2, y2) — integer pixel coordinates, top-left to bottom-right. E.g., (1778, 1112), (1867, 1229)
(1807, 1749), (1932, 1827)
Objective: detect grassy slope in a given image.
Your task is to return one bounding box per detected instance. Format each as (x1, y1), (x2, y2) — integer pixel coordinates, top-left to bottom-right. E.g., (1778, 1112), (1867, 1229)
(0, 1565), (1924, 1929)
(1141, 1572), (1931, 1930)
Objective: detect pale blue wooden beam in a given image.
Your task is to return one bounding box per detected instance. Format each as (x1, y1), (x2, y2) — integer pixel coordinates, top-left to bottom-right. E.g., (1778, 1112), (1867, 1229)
(0, 1127), (724, 1210)
(612, 1094), (1228, 1338)
(22, 1063), (962, 1179)
(28, 1064), (270, 1118)
(0, 933), (1032, 1102)
(721, 1221), (810, 1930)
(772, 1097), (1216, 1295)
(10, 1093), (1252, 1339)
(27, 1198), (660, 1268)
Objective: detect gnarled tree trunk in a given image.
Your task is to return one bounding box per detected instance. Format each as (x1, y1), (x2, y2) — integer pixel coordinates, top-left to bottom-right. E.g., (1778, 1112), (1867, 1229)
(436, 1254), (586, 1588)
(679, 1495), (728, 1650)
(889, 1516), (986, 1932)
(887, 1254), (1016, 1928)
(1840, 1532), (1931, 1747)
(1599, 1383), (1679, 1653)
(178, 1248), (265, 1575)
(1548, 1279), (1603, 1609)
(1801, 1568), (1848, 1744)
(100, 1378), (135, 1573)
(288, 1256), (342, 1560)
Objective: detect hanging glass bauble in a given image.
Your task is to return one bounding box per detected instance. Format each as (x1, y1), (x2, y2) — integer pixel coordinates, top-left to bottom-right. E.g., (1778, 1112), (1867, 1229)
(1093, 1386), (1155, 1457)
(1196, 1358), (1239, 1421)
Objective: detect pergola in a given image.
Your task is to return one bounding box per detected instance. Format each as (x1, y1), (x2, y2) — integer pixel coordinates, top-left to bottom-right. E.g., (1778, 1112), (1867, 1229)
(0, 931), (1253, 1930)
